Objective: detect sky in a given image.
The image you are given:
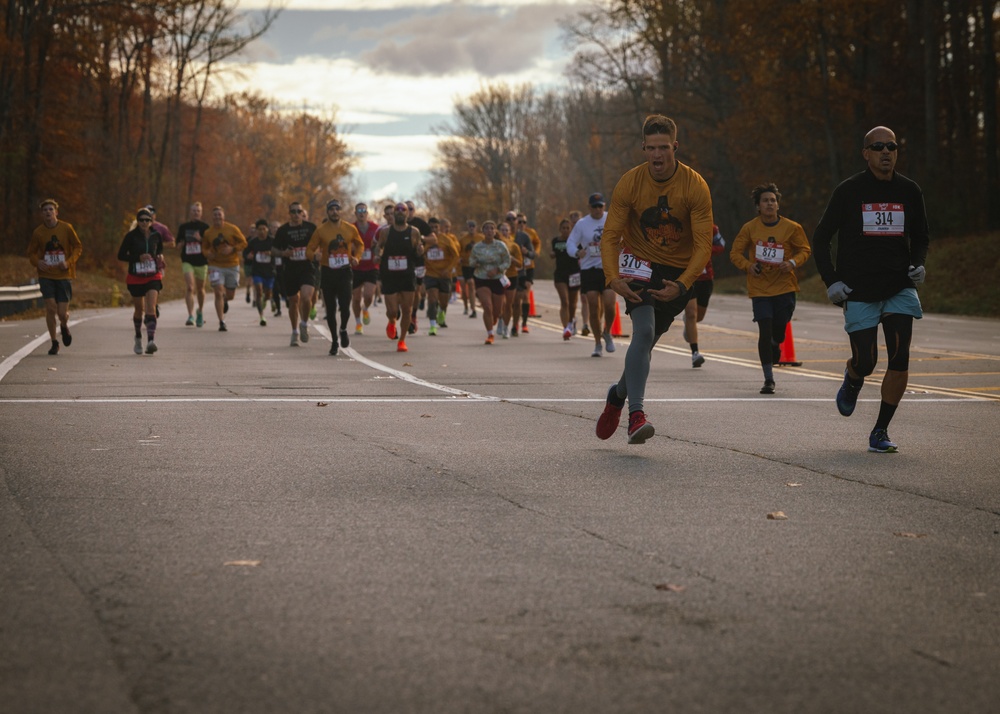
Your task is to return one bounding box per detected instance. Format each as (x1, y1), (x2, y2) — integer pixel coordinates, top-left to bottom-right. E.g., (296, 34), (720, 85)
(224, 0), (585, 205)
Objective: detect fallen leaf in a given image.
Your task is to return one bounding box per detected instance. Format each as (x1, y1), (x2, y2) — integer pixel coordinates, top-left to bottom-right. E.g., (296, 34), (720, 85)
(655, 583), (686, 592)
(786, 482), (802, 487)
(316, 402), (328, 407)
(767, 511), (788, 520)
(224, 560), (260, 567)
(402, 362), (412, 367)
(893, 532), (928, 539)
(47, 367), (57, 371)
(420, 414), (432, 418)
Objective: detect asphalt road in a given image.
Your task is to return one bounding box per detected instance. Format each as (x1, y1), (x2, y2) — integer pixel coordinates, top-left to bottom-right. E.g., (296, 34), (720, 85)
(2, 283), (998, 714)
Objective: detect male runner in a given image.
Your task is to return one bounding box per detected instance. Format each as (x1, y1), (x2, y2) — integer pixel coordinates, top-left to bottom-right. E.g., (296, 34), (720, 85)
(308, 199), (364, 354)
(201, 206), (247, 332)
(26, 199), (83, 355)
(373, 202), (424, 352)
(246, 219), (275, 326)
(351, 202), (380, 334)
(272, 201), (317, 346)
(566, 192), (615, 357)
(176, 202), (210, 326)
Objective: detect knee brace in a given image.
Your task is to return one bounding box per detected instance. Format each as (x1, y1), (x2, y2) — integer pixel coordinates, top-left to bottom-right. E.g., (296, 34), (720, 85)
(883, 314), (914, 372)
(848, 326), (879, 377)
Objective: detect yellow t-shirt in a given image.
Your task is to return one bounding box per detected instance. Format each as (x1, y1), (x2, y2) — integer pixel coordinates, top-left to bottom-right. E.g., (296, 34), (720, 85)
(601, 161), (714, 290)
(202, 222), (247, 268)
(307, 220), (364, 269)
(424, 233), (461, 279)
(459, 231), (483, 267)
(730, 216), (811, 297)
(501, 236), (523, 279)
(27, 221), (83, 280)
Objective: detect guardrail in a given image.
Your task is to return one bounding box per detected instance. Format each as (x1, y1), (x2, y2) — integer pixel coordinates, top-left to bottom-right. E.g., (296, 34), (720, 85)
(0, 283), (43, 317)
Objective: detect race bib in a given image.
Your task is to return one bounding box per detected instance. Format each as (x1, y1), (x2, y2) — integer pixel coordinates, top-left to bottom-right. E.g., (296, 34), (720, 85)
(499, 275), (511, 288)
(755, 241), (784, 265)
(862, 203), (905, 236)
(255, 252), (271, 264)
(587, 244), (602, 258)
(426, 247), (444, 261)
(208, 268), (222, 285)
(328, 253), (350, 269)
(290, 246), (306, 261)
(135, 259), (157, 274)
(362, 249), (372, 261)
(568, 272), (581, 288)
(414, 266), (426, 278)
(185, 242), (202, 255)
(44, 251), (65, 266)
(274, 256), (283, 266)
(619, 251), (652, 282)
(388, 256), (408, 271)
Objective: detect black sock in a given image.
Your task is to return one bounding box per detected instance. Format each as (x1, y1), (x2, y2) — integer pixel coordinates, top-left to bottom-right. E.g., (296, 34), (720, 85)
(874, 401), (898, 431)
(133, 317), (142, 338)
(690, 343), (699, 354)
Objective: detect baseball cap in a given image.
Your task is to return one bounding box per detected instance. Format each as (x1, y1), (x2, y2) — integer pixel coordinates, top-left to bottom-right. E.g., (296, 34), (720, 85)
(588, 193), (605, 206)
(145, 204), (156, 213)
(136, 208), (152, 220)
(326, 199), (341, 210)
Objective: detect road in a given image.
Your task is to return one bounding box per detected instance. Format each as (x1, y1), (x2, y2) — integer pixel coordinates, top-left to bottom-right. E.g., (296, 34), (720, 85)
(2, 284), (998, 713)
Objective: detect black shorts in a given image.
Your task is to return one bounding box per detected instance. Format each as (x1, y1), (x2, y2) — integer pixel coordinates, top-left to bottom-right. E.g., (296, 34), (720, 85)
(474, 277), (505, 296)
(524, 268), (535, 284)
(461, 266), (475, 280)
(424, 276), (452, 293)
(514, 274), (528, 291)
(687, 279), (713, 307)
(39, 277), (72, 303)
(553, 271), (581, 291)
(580, 267), (607, 294)
(622, 262), (688, 337)
(352, 268), (378, 285)
(282, 262), (315, 294)
(381, 271), (416, 295)
(127, 280), (162, 298)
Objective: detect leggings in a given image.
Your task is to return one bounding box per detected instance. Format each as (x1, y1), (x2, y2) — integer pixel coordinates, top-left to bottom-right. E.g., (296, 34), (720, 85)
(849, 313), (914, 376)
(756, 317), (787, 365)
(321, 268), (353, 334)
(615, 305), (665, 413)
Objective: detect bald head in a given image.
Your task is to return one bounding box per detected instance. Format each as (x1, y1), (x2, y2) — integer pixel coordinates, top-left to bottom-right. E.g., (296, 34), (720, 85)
(862, 126), (898, 180)
(864, 126), (895, 147)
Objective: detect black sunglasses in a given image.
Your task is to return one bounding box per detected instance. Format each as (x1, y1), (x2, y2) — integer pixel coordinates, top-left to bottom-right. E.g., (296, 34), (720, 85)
(867, 141), (898, 152)
(138, 218), (152, 223)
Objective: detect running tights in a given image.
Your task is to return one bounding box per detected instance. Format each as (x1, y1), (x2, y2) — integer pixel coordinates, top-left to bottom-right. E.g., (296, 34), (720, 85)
(615, 305), (662, 413)
(756, 317), (787, 366)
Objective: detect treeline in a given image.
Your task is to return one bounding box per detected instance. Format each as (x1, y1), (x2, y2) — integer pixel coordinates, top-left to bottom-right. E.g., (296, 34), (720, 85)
(423, 0), (999, 271)
(0, 1), (352, 265)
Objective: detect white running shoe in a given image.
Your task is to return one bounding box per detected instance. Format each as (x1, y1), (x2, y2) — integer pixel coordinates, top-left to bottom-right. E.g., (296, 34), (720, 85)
(692, 351), (705, 368)
(591, 343), (603, 358)
(133, 337), (143, 355)
(603, 331), (615, 353)
(299, 321), (309, 343)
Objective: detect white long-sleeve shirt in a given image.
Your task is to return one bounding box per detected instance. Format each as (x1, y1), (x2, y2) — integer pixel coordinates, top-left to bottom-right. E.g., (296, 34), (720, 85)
(565, 212), (608, 270)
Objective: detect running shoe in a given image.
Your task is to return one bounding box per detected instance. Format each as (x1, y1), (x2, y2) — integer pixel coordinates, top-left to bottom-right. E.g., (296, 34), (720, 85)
(329, 343), (338, 356)
(581, 325), (591, 337)
(245, 290), (251, 303)
(563, 327), (572, 341)
(355, 324), (364, 335)
(290, 332), (299, 347)
(591, 343), (603, 358)
(603, 331), (615, 353)
(260, 316), (267, 326)
(386, 321), (397, 340)
(339, 329), (350, 348)
(196, 310), (204, 328)
(692, 351), (705, 368)
(224, 298), (229, 314)
(408, 319), (417, 335)
(219, 321), (228, 332)
(60, 324), (72, 346)
(868, 428), (898, 453)
(48, 340), (59, 355)
(438, 308), (446, 323)
(397, 340), (408, 352)
(596, 383), (625, 440)
(428, 325), (438, 336)
(760, 380), (775, 395)
(837, 370), (862, 417)
(185, 316), (195, 326)
(309, 305), (317, 320)
(133, 336), (143, 354)
(511, 324), (518, 337)
(363, 309), (371, 325)
(299, 321), (309, 343)
(627, 411), (655, 444)
(521, 324), (529, 334)
(463, 306), (469, 315)
(470, 310), (477, 318)
(485, 334), (494, 345)
(145, 340), (157, 355)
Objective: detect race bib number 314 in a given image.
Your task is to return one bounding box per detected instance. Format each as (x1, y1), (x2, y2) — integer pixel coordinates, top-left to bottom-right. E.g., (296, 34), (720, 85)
(862, 203), (905, 236)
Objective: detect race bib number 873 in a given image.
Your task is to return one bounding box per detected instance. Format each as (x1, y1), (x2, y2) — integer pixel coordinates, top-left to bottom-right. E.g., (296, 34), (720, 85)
(862, 203), (905, 236)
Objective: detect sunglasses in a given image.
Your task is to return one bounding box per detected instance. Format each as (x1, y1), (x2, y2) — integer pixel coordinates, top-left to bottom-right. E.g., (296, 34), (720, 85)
(138, 218), (152, 223)
(867, 141), (898, 152)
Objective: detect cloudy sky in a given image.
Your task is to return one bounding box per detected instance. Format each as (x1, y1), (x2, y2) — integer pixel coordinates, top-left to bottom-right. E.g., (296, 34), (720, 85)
(225, 0), (585, 205)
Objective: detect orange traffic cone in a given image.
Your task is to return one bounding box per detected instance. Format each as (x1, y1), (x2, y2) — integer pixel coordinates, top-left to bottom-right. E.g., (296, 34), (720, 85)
(777, 322), (802, 366)
(528, 289), (541, 317)
(610, 301), (627, 337)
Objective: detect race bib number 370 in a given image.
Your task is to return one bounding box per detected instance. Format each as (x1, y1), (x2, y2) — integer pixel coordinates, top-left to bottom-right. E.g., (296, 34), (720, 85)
(862, 203), (905, 236)
(619, 251), (652, 282)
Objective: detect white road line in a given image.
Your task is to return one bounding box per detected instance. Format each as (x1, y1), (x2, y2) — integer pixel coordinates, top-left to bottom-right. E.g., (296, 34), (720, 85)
(0, 397), (980, 405)
(0, 315), (106, 382)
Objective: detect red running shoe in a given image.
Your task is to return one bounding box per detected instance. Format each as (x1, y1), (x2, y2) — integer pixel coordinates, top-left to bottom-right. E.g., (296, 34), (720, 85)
(396, 340), (408, 352)
(596, 384), (625, 440)
(627, 410), (655, 444)
(386, 320), (397, 340)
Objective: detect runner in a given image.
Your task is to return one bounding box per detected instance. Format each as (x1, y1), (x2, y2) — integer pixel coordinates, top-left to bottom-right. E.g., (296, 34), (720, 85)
(246, 219), (275, 326)
(597, 114), (713, 444)
(458, 219), (481, 317)
(373, 202), (424, 352)
(269, 220), (284, 318)
(496, 221), (523, 339)
(175, 202), (210, 327)
(684, 223), (726, 367)
(551, 217), (581, 340)
(351, 202), (380, 335)
(308, 199), (364, 355)
(26, 199), (83, 355)
(568, 209), (589, 336)
(423, 217), (461, 336)
(405, 200), (432, 335)
(468, 220), (511, 344)
(730, 184), (811, 393)
(515, 212), (543, 333)
(201, 206), (247, 332)
(566, 192), (615, 357)
(272, 201), (317, 346)
(117, 207), (165, 354)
